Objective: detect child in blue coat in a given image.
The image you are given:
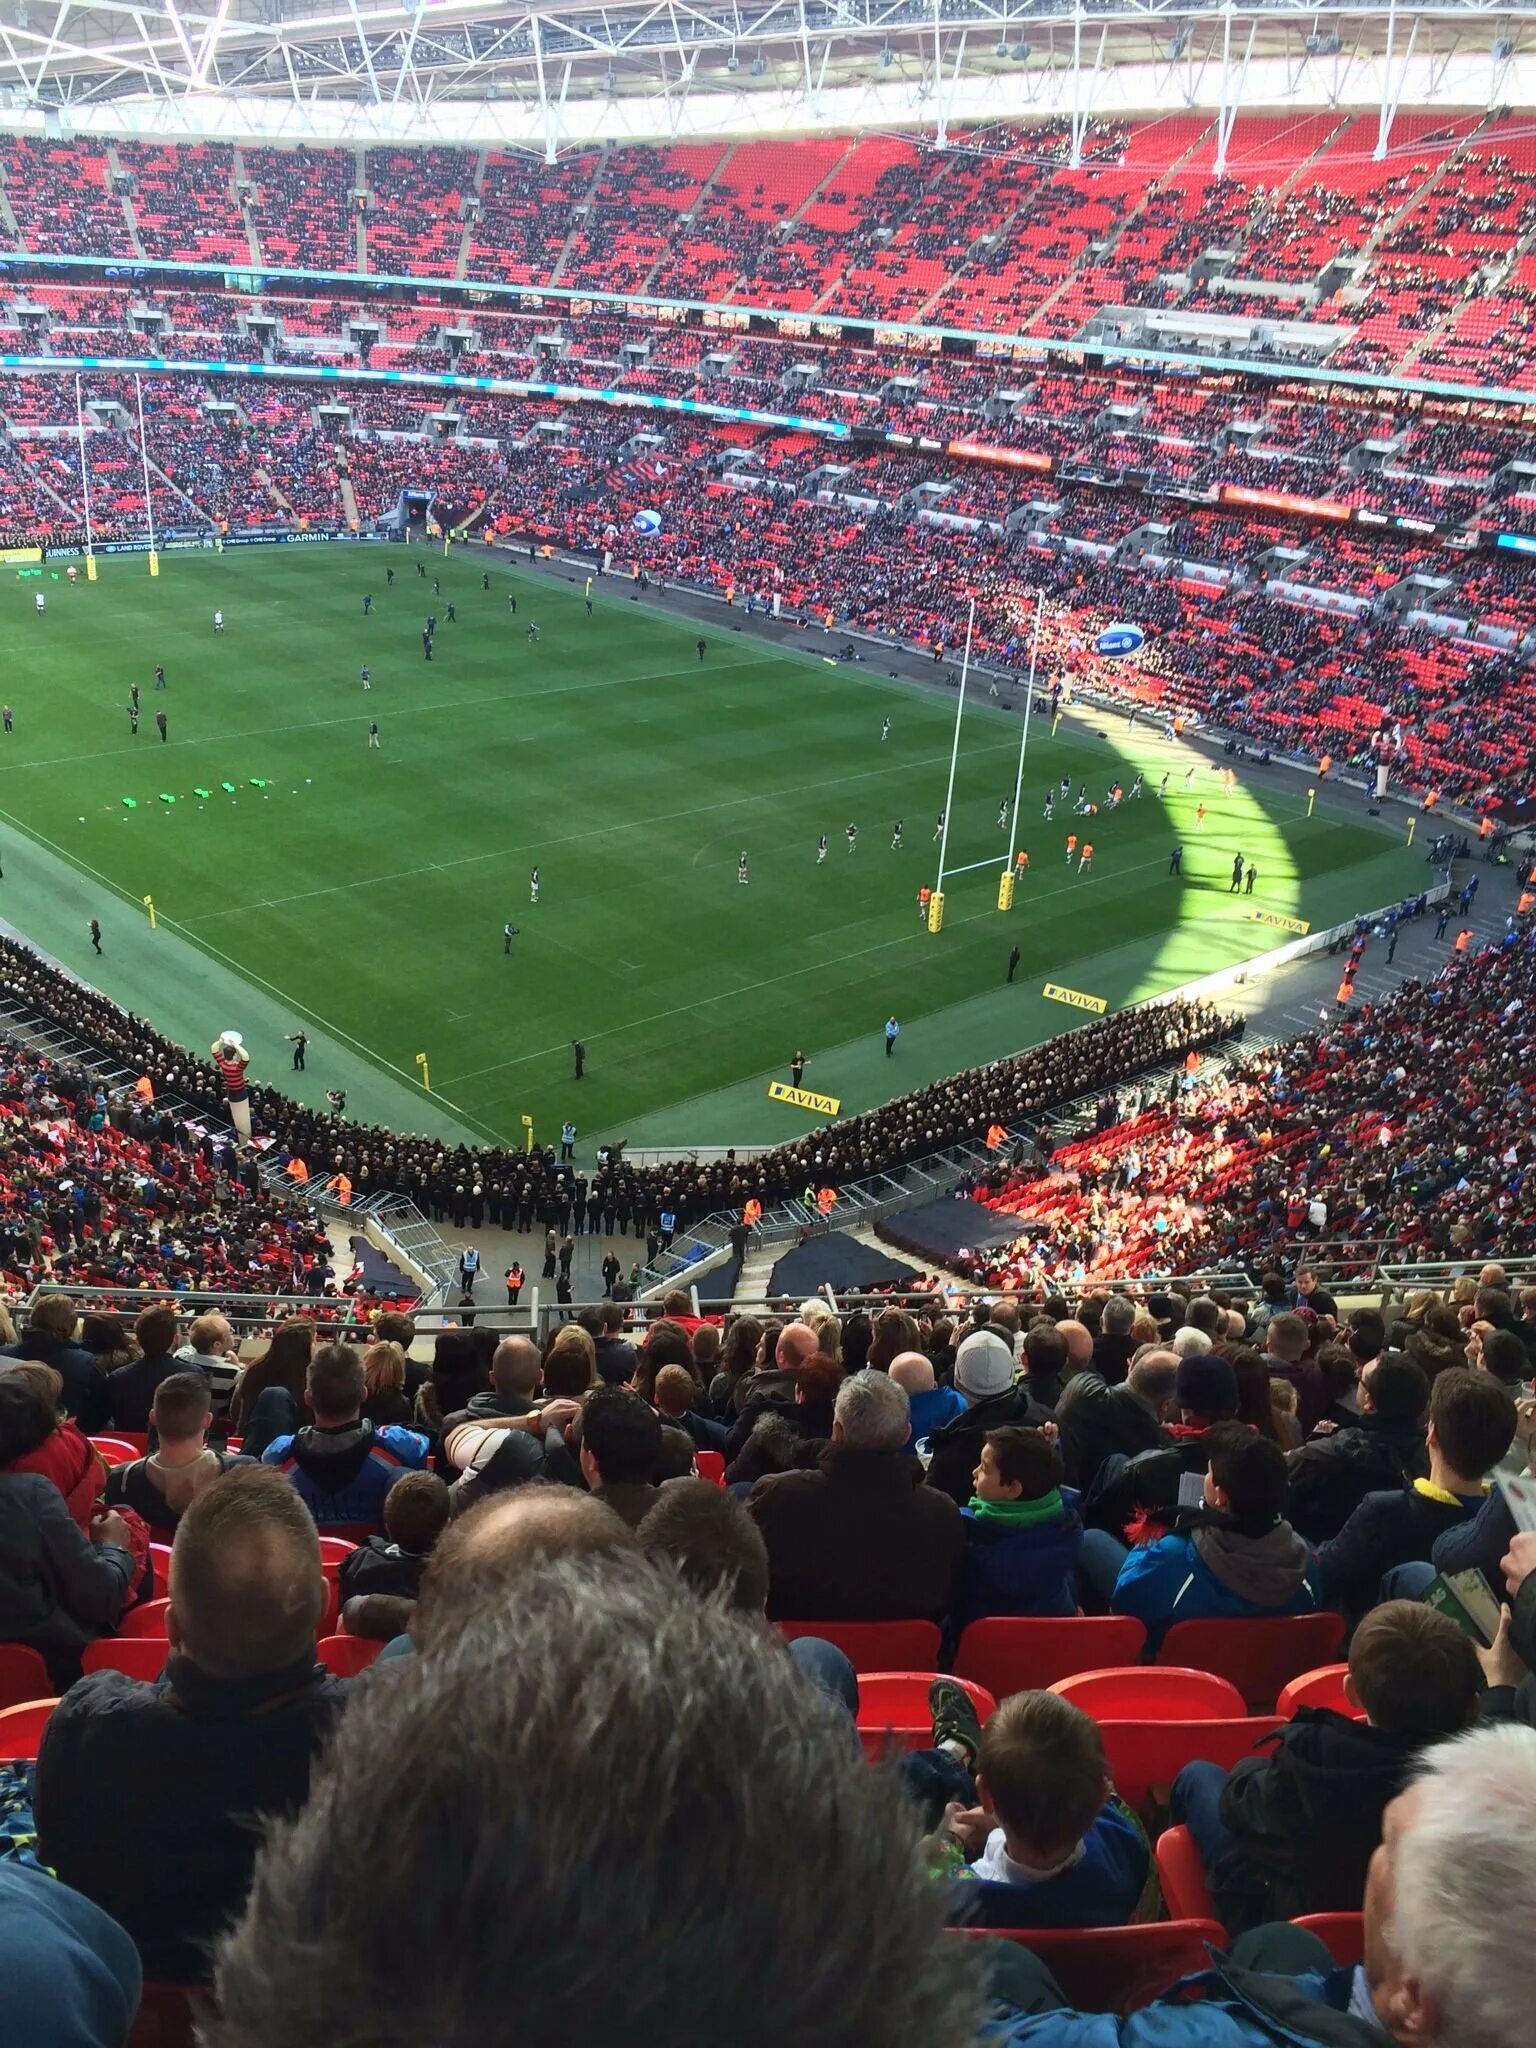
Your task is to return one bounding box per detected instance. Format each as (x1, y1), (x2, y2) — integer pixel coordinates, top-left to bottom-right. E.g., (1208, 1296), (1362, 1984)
(949, 1426), (1083, 1644)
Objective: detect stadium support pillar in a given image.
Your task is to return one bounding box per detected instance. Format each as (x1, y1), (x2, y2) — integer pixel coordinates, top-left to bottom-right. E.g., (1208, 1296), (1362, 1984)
(1213, 15), (1257, 179)
(1068, 11), (1108, 170)
(1376, 1), (1419, 159)
(531, 18), (564, 167)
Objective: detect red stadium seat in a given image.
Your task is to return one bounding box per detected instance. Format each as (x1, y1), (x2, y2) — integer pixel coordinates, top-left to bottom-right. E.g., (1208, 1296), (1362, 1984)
(313, 1523), (379, 1546)
(953, 1616), (1148, 1698)
(777, 1620), (941, 1672)
(0, 1697), (59, 1759)
(117, 1598), (172, 1640)
(855, 1673), (996, 1757)
(129, 1981), (200, 2048)
(149, 1542), (174, 1577)
(90, 1437), (141, 1467)
(1052, 1667), (1246, 1722)
(695, 1450), (726, 1485)
(1275, 1664), (1359, 1720)
(1158, 1616), (1346, 1711)
(955, 1919), (1224, 2012)
(317, 1634), (386, 1677)
(0, 1643), (51, 1709)
(316, 1536), (360, 1569)
(1154, 1826), (1219, 1924)
(1098, 1717), (1283, 1817)
(82, 1637), (170, 1681)
(1294, 1913), (1365, 1966)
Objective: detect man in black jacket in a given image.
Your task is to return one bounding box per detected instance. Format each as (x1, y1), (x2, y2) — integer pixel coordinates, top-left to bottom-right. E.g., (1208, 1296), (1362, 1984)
(1090, 1295), (1140, 1387)
(1172, 1599), (1480, 1932)
(590, 1302), (640, 1386)
(1318, 1369), (1516, 1621)
(925, 1330), (1053, 1507)
(34, 1466), (347, 1985)
(102, 1304), (182, 1433)
(1286, 1355), (1429, 1544)
(1056, 1348), (1178, 1491)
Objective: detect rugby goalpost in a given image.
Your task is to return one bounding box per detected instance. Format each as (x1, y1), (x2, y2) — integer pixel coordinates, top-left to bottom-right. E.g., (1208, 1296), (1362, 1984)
(928, 588), (1044, 931)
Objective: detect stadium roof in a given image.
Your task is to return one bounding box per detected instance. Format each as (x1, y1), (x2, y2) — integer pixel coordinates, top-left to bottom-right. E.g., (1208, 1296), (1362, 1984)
(0, 0), (1530, 142)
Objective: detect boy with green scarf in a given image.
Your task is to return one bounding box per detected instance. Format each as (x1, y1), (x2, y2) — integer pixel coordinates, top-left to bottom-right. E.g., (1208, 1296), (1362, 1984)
(948, 1427), (1084, 1645)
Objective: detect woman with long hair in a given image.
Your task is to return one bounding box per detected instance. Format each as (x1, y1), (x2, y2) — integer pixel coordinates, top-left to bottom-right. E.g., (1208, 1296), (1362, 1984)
(1229, 1347), (1292, 1448)
(228, 1315), (317, 1453)
(80, 1313), (138, 1376)
(710, 1315), (762, 1415)
(361, 1341), (412, 1428)
(413, 1330), (483, 1438)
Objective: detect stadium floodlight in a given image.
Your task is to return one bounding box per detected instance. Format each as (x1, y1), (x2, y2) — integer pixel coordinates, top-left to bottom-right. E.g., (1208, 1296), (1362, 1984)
(750, 52), (767, 75)
(994, 37), (1009, 56)
(1166, 26), (1192, 59)
(725, 46), (740, 71)
(879, 43), (894, 66)
(1011, 42), (1031, 62)
(1493, 35), (1515, 61)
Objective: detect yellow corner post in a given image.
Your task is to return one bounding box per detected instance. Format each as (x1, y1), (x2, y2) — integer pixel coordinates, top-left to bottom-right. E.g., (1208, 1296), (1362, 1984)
(415, 1051), (431, 1092)
(142, 895), (156, 930)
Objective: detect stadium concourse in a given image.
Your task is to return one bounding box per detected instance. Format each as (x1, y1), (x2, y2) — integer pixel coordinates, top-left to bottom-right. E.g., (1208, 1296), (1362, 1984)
(5, 105), (1536, 2048)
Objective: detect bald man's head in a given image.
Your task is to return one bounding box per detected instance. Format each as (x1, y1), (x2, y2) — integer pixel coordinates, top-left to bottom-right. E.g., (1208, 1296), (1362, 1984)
(887, 1352), (936, 1397)
(491, 1337), (543, 1399)
(413, 1486), (636, 1655)
(1127, 1347), (1180, 1413)
(775, 1322), (821, 1371)
(1055, 1321), (1094, 1366)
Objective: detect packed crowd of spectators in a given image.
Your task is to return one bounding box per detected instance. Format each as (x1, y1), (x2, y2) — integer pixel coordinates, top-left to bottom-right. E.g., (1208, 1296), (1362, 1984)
(0, 1033), (331, 1307)
(964, 934), (1536, 1290)
(3, 1222), (1536, 2045)
(0, 925), (1235, 1247)
(2, 116), (1536, 389)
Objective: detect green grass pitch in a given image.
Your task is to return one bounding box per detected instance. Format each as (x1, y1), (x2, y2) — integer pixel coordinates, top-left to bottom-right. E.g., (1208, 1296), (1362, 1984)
(0, 545), (1423, 1151)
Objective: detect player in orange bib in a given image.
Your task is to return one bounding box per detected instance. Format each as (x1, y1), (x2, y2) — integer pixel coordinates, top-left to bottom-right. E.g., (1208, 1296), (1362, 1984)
(1078, 842), (1094, 873)
(1065, 834), (1078, 864)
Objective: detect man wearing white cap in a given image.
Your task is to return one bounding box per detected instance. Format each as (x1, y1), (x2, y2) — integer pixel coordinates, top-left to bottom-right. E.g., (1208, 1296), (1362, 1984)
(924, 1326), (1056, 1506)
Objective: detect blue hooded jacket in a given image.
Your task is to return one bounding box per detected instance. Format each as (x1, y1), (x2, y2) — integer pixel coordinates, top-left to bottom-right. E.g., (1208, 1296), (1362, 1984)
(1109, 1521), (1322, 1651)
